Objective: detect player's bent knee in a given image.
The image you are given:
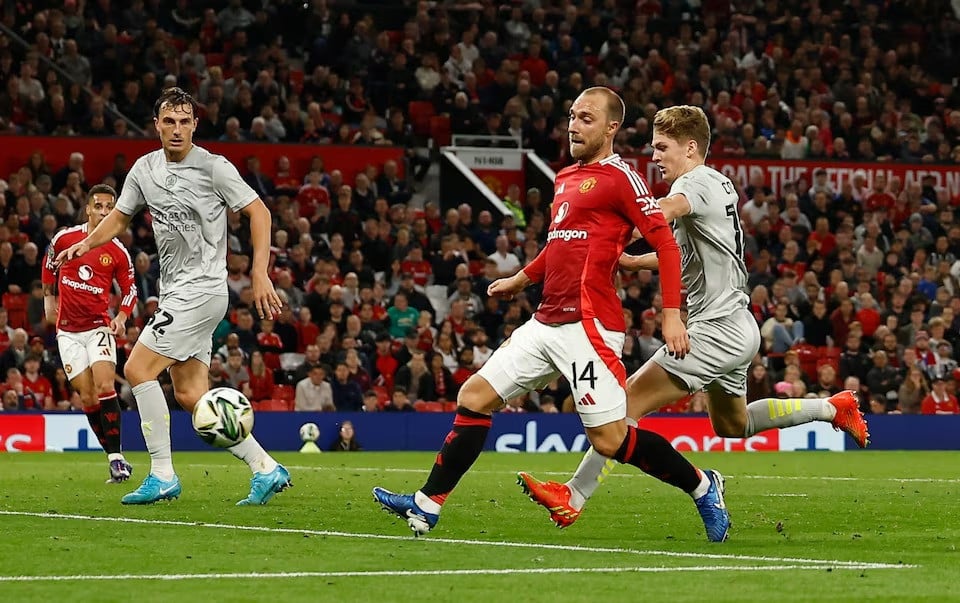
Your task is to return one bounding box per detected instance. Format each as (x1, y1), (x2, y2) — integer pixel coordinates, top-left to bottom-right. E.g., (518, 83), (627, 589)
(456, 375), (502, 414)
(95, 381), (116, 395)
(711, 414), (747, 438)
(79, 392), (99, 409)
(174, 388), (205, 412)
(590, 438), (621, 459)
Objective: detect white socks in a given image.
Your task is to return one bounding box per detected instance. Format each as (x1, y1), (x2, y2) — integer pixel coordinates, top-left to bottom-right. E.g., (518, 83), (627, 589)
(690, 470), (711, 499)
(745, 397), (835, 437)
(229, 436), (279, 474)
(415, 490), (442, 515)
(564, 447), (616, 510)
(563, 418), (636, 510)
(132, 381), (174, 481)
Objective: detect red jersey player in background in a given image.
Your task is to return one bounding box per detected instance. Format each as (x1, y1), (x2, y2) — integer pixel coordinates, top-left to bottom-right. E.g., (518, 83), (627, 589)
(43, 184), (137, 483)
(373, 87), (728, 537)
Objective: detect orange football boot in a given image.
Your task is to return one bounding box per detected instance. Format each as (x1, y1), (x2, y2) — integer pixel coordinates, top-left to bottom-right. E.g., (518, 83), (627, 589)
(517, 472), (581, 528)
(828, 390), (870, 448)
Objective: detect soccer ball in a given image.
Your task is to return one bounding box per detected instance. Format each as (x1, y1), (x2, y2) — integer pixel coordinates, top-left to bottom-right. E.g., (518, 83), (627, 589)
(299, 422), (320, 443)
(192, 387), (254, 448)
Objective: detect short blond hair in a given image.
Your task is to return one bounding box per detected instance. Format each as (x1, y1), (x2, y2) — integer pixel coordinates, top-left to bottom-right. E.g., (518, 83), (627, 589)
(653, 105), (711, 157)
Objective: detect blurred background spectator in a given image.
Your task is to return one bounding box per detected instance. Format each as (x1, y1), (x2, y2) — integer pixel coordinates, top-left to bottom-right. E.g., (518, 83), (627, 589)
(1, 0), (960, 417)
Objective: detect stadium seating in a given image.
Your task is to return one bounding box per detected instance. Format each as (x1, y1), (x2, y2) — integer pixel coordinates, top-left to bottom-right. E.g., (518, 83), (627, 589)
(1, 294), (28, 330)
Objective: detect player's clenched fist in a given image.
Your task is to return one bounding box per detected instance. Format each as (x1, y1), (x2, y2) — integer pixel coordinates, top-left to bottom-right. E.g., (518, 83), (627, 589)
(55, 240), (91, 266)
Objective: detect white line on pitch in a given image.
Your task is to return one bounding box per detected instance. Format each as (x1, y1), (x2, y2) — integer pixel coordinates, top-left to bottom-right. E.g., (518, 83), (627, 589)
(4, 460), (959, 485)
(0, 564), (905, 583)
(0, 510), (912, 570)
(178, 464), (960, 484)
(760, 493), (808, 497)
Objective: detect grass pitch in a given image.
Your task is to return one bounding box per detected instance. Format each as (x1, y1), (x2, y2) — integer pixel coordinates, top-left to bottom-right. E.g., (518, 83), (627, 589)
(0, 451), (956, 602)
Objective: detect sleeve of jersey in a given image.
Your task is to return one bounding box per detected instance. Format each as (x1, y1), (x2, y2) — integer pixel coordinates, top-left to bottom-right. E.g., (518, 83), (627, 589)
(41, 240), (56, 286)
(116, 247), (138, 316)
(670, 178), (705, 215)
(115, 164), (145, 216)
(212, 156), (260, 212)
(521, 245), (548, 283)
(621, 191), (683, 310)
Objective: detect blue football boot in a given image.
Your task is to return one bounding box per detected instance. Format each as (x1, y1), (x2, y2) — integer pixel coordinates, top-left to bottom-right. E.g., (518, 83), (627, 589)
(694, 469), (730, 542)
(236, 465), (292, 506)
(372, 487), (438, 536)
(121, 474), (181, 505)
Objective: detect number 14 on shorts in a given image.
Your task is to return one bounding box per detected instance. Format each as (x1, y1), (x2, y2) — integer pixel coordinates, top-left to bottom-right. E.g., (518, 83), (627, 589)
(573, 360), (598, 406)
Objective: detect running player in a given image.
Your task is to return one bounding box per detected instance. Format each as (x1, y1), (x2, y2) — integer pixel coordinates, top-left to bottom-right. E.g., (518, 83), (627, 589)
(373, 88), (730, 539)
(42, 184), (135, 483)
(57, 87), (291, 505)
(518, 105), (868, 537)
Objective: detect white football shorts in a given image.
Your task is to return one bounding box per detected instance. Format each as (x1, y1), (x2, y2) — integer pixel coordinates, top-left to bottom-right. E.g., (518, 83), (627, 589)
(477, 317), (626, 427)
(57, 326), (116, 379)
(140, 291), (229, 366)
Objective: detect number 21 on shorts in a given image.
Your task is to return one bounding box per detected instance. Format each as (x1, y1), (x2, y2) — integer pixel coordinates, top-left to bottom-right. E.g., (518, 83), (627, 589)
(572, 360), (598, 406)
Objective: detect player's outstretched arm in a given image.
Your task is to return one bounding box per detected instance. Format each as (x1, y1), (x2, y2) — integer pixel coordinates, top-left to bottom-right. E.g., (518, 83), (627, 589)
(626, 200), (689, 357)
(657, 194), (692, 221)
(487, 270), (533, 300)
(55, 209), (132, 266)
(619, 252), (658, 271)
(42, 283), (58, 326)
(242, 198), (284, 320)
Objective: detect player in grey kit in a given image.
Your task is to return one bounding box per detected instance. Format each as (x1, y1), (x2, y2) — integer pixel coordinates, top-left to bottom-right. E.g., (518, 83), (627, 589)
(520, 105), (868, 533)
(57, 88), (291, 505)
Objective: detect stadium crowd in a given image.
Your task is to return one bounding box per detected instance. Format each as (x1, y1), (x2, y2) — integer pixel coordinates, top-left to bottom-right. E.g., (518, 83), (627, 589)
(1, 0), (960, 416)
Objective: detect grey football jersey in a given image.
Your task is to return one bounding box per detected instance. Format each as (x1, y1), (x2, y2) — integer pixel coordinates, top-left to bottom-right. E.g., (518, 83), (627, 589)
(669, 164), (749, 323)
(117, 145), (257, 296)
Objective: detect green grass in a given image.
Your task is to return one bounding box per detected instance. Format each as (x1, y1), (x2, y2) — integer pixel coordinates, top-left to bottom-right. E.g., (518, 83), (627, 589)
(0, 451), (957, 602)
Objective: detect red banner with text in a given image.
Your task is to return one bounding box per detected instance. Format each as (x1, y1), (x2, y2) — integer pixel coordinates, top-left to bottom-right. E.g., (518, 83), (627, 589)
(0, 136), (404, 188)
(623, 155), (960, 200)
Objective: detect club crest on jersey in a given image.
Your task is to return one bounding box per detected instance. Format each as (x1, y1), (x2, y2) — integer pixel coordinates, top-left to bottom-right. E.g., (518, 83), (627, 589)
(165, 173), (177, 188)
(579, 177), (597, 193)
(77, 265), (94, 281)
(553, 201), (570, 224)
(99, 254), (112, 266)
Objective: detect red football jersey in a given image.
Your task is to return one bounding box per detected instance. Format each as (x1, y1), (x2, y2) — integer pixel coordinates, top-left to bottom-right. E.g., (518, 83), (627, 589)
(22, 373), (53, 410)
(522, 154), (682, 332)
(921, 393), (959, 415)
(42, 224), (138, 333)
(400, 259), (432, 287)
(296, 184), (331, 218)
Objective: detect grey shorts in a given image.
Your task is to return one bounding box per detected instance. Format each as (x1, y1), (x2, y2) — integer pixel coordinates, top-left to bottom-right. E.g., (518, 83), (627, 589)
(652, 308), (761, 397)
(140, 292), (228, 366)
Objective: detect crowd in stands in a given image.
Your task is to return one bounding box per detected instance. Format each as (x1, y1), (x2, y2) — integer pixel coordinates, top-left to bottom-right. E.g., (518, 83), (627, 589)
(2, 0), (960, 416)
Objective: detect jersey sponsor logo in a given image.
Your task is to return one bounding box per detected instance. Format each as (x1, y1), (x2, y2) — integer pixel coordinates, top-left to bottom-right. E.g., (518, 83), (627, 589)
(77, 265), (94, 281)
(553, 201), (569, 224)
(547, 229), (588, 242)
(61, 275), (105, 295)
(99, 254), (112, 266)
(578, 177), (597, 193)
(636, 195), (662, 216)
